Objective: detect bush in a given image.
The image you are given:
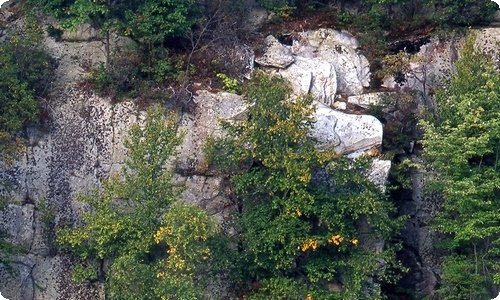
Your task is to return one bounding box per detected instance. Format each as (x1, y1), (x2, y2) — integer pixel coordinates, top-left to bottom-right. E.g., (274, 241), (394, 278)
(207, 74), (403, 298)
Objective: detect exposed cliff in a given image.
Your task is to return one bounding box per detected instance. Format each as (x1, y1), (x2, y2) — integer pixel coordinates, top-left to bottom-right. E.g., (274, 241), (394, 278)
(1, 1), (500, 299)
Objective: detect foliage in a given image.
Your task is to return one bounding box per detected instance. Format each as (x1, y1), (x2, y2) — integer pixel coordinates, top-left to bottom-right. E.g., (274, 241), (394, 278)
(216, 73), (240, 94)
(437, 254), (489, 300)
(207, 73), (402, 298)
(153, 201), (220, 299)
(124, 0), (199, 44)
(86, 45), (144, 99)
(0, 11), (56, 164)
(57, 105), (220, 299)
(420, 32), (500, 299)
(429, 0), (497, 27)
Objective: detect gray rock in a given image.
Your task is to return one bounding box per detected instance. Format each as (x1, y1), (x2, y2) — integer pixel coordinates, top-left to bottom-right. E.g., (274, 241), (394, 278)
(383, 28), (500, 98)
(347, 92), (393, 109)
(278, 56), (337, 105)
(61, 23), (99, 41)
(312, 102), (383, 154)
(255, 35), (295, 68)
(177, 91), (247, 172)
(293, 29), (370, 96)
(369, 159), (392, 192)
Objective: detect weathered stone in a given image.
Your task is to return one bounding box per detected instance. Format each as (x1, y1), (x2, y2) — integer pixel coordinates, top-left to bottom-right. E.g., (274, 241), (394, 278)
(61, 23), (99, 41)
(177, 91), (246, 172)
(347, 92), (392, 109)
(369, 159), (392, 192)
(0, 204), (35, 249)
(312, 102), (383, 154)
(278, 56), (337, 105)
(255, 35), (295, 68)
(382, 28), (500, 98)
(332, 101), (347, 110)
(0, 255), (35, 300)
(293, 29), (370, 96)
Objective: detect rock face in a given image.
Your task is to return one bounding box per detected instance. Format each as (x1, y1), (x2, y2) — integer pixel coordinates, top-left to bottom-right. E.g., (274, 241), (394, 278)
(0, 15), (390, 299)
(256, 29), (371, 105)
(177, 91), (247, 172)
(382, 28), (500, 97)
(312, 102), (383, 154)
(255, 35), (295, 68)
(396, 163), (444, 299)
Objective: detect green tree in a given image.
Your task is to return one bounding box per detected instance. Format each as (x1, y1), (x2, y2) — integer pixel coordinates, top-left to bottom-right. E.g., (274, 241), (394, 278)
(57, 105), (220, 299)
(420, 32), (500, 300)
(0, 13), (55, 164)
(207, 74), (401, 298)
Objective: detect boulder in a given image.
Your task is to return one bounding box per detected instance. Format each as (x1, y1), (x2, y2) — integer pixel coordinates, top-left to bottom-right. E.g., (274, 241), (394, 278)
(255, 35), (295, 68)
(293, 29), (370, 96)
(312, 102), (383, 154)
(278, 56), (337, 105)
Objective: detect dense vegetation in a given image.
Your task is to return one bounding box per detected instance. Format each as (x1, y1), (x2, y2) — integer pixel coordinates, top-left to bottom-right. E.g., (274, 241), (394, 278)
(206, 74), (403, 298)
(1, 0), (500, 299)
(420, 33), (500, 300)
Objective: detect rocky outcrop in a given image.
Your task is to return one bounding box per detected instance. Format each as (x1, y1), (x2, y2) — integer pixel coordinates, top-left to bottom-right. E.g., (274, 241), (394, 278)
(256, 29), (371, 105)
(312, 102), (383, 154)
(348, 92), (393, 109)
(255, 35), (295, 68)
(382, 28), (500, 97)
(0, 11), (393, 297)
(292, 29), (370, 96)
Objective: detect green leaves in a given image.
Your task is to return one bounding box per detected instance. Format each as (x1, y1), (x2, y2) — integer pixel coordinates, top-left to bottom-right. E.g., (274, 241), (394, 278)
(57, 104), (219, 299)
(421, 32), (500, 299)
(208, 73), (401, 298)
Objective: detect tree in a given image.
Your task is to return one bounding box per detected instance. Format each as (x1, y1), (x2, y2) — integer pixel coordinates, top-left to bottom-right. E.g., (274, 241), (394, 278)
(420, 32), (500, 300)
(0, 12), (55, 164)
(57, 105), (221, 299)
(207, 74), (402, 298)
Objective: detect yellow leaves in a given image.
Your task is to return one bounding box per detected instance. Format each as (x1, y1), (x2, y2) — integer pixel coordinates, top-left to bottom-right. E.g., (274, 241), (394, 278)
(295, 208), (302, 217)
(305, 294), (313, 300)
(328, 234), (344, 246)
(300, 239), (318, 252)
(326, 234), (359, 247)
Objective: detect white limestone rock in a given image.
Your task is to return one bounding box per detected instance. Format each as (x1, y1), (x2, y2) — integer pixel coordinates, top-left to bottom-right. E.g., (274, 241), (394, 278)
(255, 35), (295, 68)
(293, 29), (370, 96)
(312, 102), (383, 154)
(278, 56), (337, 105)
